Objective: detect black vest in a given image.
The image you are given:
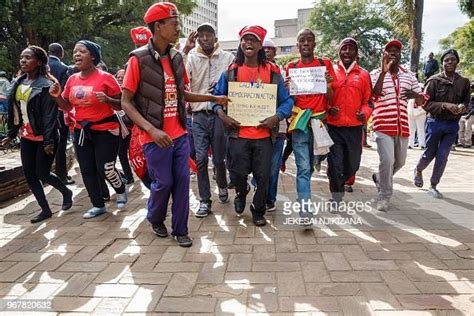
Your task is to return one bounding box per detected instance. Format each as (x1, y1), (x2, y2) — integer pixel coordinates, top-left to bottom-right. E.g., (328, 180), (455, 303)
(130, 41), (186, 130)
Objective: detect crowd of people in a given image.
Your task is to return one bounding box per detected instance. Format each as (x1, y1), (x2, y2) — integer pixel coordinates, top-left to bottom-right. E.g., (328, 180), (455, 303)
(0, 2), (471, 247)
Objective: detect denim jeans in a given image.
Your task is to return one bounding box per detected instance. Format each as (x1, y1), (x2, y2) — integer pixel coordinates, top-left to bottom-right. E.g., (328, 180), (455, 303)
(292, 130), (314, 203)
(267, 135), (285, 203)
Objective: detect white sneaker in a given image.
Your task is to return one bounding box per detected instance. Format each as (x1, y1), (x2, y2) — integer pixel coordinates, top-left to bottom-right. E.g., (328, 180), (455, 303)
(376, 199), (389, 212)
(83, 207), (106, 219)
(428, 187), (443, 199)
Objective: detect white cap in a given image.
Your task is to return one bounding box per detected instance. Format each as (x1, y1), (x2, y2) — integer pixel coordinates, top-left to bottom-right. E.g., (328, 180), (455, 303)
(263, 38), (276, 48)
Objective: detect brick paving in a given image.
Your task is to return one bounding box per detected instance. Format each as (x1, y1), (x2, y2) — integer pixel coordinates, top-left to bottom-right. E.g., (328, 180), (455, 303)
(0, 141), (473, 315)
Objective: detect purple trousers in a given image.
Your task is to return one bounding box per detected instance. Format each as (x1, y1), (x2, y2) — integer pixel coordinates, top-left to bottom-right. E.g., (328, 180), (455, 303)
(143, 135), (190, 237)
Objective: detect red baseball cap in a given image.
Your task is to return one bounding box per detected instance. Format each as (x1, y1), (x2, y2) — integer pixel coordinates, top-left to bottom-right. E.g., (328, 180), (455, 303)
(384, 39), (403, 51)
(144, 2), (179, 24)
(130, 26), (152, 45)
(239, 25), (267, 44)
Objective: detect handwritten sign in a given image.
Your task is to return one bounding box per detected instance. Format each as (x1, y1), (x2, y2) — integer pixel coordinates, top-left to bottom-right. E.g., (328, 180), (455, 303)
(227, 82), (278, 126)
(289, 66), (327, 95)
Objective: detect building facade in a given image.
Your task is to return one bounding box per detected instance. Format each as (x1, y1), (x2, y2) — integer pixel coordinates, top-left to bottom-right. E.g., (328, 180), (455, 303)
(181, 0), (218, 37)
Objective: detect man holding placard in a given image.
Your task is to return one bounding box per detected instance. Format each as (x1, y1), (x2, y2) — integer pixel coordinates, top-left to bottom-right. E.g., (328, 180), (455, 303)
(285, 28), (336, 222)
(326, 38), (372, 203)
(212, 25), (293, 226)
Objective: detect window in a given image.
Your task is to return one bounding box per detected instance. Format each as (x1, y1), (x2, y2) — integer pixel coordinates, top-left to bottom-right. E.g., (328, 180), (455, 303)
(280, 46), (293, 53)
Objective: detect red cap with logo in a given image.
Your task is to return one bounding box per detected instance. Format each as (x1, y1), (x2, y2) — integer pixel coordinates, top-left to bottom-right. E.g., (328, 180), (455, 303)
(239, 25), (267, 44)
(144, 2), (179, 24)
(130, 26), (152, 45)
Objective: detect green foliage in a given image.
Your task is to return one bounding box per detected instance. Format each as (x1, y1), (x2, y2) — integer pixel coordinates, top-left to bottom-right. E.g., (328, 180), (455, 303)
(305, 0), (408, 71)
(458, 0), (474, 18)
(0, 0), (196, 76)
(276, 54), (299, 68)
(439, 19), (474, 79)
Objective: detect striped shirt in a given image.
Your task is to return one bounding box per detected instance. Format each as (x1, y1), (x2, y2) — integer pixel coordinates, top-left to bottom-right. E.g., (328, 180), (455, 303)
(370, 66), (421, 137)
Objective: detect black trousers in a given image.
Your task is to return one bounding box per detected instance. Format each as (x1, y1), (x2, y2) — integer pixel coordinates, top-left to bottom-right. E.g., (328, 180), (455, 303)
(118, 133), (134, 181)
(229, 137), (273, 216)
(20, 138), (70, 213)
(54, 112), (69, 181)
(327, 124), (363, 200)
(73, 129), (125, 208)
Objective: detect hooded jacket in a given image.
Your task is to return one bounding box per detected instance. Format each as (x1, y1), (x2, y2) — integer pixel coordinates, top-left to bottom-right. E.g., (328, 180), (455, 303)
(7, 74), (58, 147)
(186, 44), (234, 112)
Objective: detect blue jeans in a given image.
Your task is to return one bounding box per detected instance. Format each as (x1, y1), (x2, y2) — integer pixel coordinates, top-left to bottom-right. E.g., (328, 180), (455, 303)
(267, 135), (285, 203)
(416, 118), (459, 187)
(292, 130), (314, 202)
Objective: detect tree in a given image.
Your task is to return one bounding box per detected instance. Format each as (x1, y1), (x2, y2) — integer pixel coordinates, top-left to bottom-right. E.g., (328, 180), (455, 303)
(458, 0), (474, 18)
(0, 0), (196, 76)
(439, 20), (474, 79)
(305, 0), (406, 71)
(384, 0), (424, 73)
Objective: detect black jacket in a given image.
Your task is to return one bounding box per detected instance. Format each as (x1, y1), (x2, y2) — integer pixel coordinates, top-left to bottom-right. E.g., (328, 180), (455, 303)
(423, 72), (471, 120)
(48, 56), (69, 89)
(7, 74), (59, 147)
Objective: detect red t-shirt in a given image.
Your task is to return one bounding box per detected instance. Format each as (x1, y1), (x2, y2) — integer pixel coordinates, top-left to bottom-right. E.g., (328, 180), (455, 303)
(285, 58), (336, 113)
(123, 55), (188, 145)
(62, 69), (121, 131)
(235, 64), (273, 139)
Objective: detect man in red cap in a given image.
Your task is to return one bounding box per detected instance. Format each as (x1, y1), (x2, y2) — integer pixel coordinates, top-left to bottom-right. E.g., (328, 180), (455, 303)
(285, 28), (336, 224)
(212, 25), (294, 226)
(326, 38), (372, 203)
(370, 39), (425, 211)
(121, 2), (228, 247)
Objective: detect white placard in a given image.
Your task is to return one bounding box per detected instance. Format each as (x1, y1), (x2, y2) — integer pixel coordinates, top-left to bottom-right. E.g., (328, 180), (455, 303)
(289, 66), (327, 95)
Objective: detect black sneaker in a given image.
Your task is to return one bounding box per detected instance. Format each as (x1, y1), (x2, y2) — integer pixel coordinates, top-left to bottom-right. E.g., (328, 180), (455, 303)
(218, 188), (229, 203)
(152, 223), (168, 238)
(344, 185), (353, 193)
(266, 201), (276, 212)
(61, 189), (73, 210)
(30, 211), (52, 224)
(234, 194), (246, 214)
(196, 201), (211, 218)
(175, 235), (193, 247)
(252, 215), (267, 227)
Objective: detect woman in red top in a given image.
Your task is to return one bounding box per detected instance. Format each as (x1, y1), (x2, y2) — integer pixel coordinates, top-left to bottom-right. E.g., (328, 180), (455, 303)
(50, 40), (127, 219)
(1, 46), (73, 223)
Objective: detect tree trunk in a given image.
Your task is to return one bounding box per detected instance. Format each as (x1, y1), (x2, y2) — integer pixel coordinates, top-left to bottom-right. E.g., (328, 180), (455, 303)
(410, 0), (424, 73)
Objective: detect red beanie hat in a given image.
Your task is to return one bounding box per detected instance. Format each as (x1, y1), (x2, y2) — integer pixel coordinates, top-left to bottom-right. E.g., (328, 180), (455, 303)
(130, 26), (153, 45)
(144, 2), (179, 24)
(239, 25), (267, 44)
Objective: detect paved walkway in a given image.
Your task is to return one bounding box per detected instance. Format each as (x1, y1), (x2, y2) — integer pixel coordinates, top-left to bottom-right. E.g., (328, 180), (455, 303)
(0, 141), (473, 315)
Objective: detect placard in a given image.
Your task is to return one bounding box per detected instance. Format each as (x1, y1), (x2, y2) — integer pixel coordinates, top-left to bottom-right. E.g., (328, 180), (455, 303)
(227, 82), (278, 126)
(289, 66), (327, 95)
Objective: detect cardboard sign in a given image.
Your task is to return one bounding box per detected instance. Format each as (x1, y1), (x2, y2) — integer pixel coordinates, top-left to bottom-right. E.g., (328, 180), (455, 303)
(227, 82), (278, 126)
(289, 66), (327, 95)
